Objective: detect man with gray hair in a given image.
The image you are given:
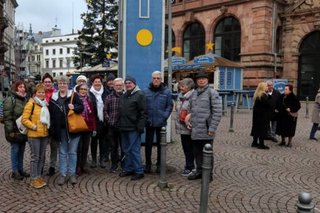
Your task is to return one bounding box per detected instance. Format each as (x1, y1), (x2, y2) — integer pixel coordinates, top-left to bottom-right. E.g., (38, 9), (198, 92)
(266, 80), (281, 142)
(143, 71), (173, 173)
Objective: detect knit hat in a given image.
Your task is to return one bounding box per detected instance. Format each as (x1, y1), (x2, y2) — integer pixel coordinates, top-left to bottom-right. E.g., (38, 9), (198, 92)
(125, 76), (136, 85)
(195, 71), (209, 79)
(76, 75), (87, 83)
(106, 73), (115, 82)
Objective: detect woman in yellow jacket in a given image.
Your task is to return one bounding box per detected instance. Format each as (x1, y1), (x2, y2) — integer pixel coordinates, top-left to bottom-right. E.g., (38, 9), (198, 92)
(22, 83), (50, 189)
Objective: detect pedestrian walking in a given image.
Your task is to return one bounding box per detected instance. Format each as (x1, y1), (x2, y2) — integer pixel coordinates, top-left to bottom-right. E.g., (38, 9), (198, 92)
(21, 83), (50, 189)
(309, 88), (320, 141)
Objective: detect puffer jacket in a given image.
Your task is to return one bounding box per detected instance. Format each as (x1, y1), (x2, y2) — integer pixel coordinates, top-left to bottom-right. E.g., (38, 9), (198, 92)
(21, 98), (49, 138)
(143, 83), (173, 127)
(175, 89), (194, 135)
(189, 85), (222, 140)
(118, 85), (146, 133)
(3, 91), (29, 143)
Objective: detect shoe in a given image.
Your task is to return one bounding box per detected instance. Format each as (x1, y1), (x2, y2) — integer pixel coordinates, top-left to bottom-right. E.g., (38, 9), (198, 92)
(100, 161), (107, 168)
(279, 141), (286, 146)
(131, 174), (144, 180)
(144, 164), (151, 173)
(251, 142), (258, 147)
(47, 167), (55, 176)
(119, 171), (134, 177)
(19, 171), (30, 177)
(30, 178), (45, 189)
(271, 138), (278, 143)
(57, 175), (67, 186)
(309, 137), (318, 141)
(69, 175), (77, 184)
(287, 143), (292, 148)
(76, 167), (82, 176)
(257, 145), (270, 150)
(38, 177), (47, 187)
(156, 166), (160, 173)
(110, 165), (118, 173)
(188, 172), (202, 180)
(90, 161), (97, 168)
(181, 169), (192, 177)
(12, 172), (23, 180)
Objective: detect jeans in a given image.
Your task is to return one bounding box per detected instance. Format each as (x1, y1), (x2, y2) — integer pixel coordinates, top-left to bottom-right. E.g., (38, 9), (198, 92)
(121, 131), (143, 174)
(11, 143), (26, 173)
(59, 129), (80, 176)
(180, 134), (194, 171)
(310, 123), (319, 138)
(29, 137), (48, 179)
(108, 127), (121, 167)
(145, 127), (161, 166)
(77, 132), (91, 169)
(267, 120), (277, 139)
(192, 140), (213, 174)
(49, 137), (59, 169)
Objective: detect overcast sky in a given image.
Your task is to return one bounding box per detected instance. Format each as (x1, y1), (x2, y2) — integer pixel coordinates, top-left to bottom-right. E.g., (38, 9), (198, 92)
(15, 0), (87, 35)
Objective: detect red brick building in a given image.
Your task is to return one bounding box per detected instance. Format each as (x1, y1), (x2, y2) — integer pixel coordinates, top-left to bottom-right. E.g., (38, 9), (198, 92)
(167, 0), (320, 99)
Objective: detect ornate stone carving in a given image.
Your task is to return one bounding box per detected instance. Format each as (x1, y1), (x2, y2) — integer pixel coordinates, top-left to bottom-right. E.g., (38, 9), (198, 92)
(287, 0), (320, 13)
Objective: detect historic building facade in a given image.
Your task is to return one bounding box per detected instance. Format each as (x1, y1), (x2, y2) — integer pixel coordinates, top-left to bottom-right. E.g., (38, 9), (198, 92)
(168, 0), (320, 99)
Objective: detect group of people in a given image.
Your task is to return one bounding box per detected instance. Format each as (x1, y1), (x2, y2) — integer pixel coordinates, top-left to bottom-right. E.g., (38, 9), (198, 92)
(3, 70), (223, 189)
(250, 81), (301, 149)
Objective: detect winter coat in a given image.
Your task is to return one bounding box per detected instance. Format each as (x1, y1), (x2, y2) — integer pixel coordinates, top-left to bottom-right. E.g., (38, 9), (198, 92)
(311, 90), (320, 124)
(49, 90), (84, 141)
(189, 85), (222, 140)
(3, 91), (29, 144)
(89, 87), (109, 133)
(175, 89), (194, 135)
(143, 83), (173, 127)
(250, 93), (271, 138)
(276, 92), (301, 137)
(118, 85), (147, 133)
(21, 98), (49, 138)
(267, 89), (281, 121)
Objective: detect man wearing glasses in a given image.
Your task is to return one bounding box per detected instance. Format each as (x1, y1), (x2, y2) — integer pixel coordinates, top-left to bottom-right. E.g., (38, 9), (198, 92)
(143, 71), (173, 173)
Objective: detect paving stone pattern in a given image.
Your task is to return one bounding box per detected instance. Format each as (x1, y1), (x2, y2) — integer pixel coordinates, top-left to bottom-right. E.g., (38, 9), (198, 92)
(0, 104), (319, 212)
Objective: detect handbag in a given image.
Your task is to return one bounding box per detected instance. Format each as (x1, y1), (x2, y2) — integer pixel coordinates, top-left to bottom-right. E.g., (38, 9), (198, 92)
(67, 92), (89, 133)
(179, 109), (188, 123)
(16, 115), (27, 135)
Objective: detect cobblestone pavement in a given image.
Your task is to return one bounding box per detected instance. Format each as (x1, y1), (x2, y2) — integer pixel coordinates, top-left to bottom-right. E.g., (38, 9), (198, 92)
(0, 104), (320, 212)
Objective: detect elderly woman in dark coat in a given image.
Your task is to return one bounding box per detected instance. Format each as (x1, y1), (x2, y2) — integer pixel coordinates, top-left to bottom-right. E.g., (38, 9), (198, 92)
(276, 84), (301, 147)
(250, 82), (271, 149)
(309, 89), (320, 140)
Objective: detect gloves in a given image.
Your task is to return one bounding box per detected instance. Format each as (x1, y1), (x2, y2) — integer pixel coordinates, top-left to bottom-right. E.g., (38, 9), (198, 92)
(32, 125), (37, 131)
(92, 131), (97, 137)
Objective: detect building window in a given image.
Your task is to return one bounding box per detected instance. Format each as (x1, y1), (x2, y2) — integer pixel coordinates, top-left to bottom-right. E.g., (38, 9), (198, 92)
(46, 49), (49, 55)
(53, 72), (56, 77)
(214, 16), (241, 61)
(59, 59), (63, 68)
(183, 22), (205, 61)
(59, 72), (63, 76)
(37, 55), (40, 61)
(45, 60), (49, 68)
(52, 60), (56, 68)
(67, 48), (70, 54)
(60, 48), (63, 54)
(53, 49), (56, 55)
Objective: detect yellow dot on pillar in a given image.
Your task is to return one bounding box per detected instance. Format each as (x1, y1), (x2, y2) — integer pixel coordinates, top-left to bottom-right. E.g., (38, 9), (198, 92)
(136, 29), (153, 46)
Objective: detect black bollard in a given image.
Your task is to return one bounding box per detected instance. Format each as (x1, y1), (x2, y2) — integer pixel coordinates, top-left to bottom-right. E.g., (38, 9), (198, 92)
(305, 96), (309, 119)
(158, 127), (168, 189)
(296, 192), (314, 213)
(199, 144), (213, 213)
(229, 102), (235, 132)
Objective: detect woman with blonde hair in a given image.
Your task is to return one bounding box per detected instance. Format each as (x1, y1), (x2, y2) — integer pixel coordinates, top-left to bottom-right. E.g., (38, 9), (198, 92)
(22, 83), (50, 189)
(250, 82), (271, 149)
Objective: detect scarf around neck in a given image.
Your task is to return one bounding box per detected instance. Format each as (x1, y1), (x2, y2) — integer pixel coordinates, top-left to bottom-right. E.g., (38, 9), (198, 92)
(34, 96), (50, 128)
(90, 86), (104, 122)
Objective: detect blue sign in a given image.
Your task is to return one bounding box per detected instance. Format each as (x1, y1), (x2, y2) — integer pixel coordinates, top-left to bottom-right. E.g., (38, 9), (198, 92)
(172, 56), (186, 65)
(272, 79), (288, 94)
(102, 59), (110, 67)
(194, 55), (214, 64)
(120, 0), (164, 89)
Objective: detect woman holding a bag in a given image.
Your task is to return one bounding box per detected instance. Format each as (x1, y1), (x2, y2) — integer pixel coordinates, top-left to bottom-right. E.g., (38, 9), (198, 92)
(276, 84), (301, 147)
(175, 78), (195, 177)
(49, 76), (84, 185)
(3, 80), (30, 180)
(21, 83), (50, 189)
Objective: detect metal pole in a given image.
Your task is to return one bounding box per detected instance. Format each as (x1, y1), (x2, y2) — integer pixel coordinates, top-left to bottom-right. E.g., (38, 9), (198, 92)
(296, 192), (314, 213)
(229, 102), (235, 132)
(199, 144), (213, 213)
(305, 96), (309, 119)
(158, 127), (168, 189)
(167, 0), (172, 92)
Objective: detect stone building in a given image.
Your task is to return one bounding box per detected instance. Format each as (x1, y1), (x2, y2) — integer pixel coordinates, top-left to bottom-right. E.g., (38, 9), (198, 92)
(168, 0), (320, 99)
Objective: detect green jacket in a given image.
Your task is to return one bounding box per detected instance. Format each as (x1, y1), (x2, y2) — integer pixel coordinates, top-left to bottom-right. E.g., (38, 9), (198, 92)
(4, 91), (29, 143)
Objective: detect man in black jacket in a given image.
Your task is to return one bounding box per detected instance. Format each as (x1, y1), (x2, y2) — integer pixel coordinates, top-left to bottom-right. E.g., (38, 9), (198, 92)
(118, 76), (146, 181)
(266, 81), (281, 142)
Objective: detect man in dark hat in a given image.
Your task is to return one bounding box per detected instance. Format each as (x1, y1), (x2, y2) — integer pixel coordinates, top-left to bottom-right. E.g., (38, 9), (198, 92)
(118, 76), (146, 180)
(187, 71), (222, 181)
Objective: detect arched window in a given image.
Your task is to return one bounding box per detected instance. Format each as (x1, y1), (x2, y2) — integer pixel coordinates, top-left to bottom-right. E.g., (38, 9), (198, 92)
(214, 17), (241, 61)
(164, 26), (176, 58)
(183, 22), (205, 61)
